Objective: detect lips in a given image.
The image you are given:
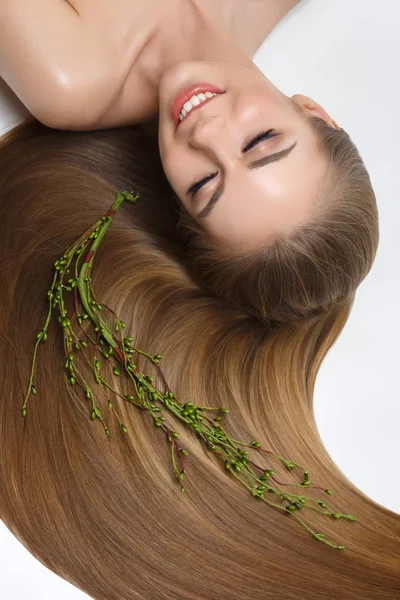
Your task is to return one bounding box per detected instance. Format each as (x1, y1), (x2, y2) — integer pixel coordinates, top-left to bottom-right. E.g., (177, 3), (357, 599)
(171, 83), (225, 130)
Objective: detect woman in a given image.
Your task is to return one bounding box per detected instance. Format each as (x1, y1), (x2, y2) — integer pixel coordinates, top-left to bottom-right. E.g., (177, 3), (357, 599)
(0, 1), (399, 599)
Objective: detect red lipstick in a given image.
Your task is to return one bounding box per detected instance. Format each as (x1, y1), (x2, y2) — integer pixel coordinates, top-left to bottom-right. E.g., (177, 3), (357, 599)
(171, 83), (225, 130)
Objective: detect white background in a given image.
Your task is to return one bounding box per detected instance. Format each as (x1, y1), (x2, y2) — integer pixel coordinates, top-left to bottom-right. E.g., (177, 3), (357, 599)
(1, 0), (399, 597)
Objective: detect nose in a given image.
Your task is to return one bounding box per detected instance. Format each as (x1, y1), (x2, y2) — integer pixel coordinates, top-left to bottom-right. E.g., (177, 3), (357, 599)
(189, 114), (232, 160)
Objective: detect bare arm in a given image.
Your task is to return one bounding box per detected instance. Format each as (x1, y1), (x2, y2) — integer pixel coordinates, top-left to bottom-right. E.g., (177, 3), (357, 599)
(0, 0), (130, 128)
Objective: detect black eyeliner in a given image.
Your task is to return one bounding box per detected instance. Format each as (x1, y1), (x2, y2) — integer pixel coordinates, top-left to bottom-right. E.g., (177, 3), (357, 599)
(242, 129), (277, 152)
(187, 172), (218, 197)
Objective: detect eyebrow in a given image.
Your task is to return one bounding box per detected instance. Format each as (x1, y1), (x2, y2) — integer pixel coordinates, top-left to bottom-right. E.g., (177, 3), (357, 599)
(195, 140), (298, 219)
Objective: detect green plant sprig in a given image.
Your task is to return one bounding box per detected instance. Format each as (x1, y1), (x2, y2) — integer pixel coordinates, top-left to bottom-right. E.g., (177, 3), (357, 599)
(21, 190), (357, 551)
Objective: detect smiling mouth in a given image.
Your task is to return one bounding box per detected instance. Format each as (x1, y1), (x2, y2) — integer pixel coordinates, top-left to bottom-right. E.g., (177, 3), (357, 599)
(178, 92), (225, 126)
(171, 84), (226, 130)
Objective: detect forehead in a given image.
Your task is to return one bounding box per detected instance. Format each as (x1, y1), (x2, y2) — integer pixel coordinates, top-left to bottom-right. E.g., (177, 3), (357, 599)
(204, 126), (326, 249)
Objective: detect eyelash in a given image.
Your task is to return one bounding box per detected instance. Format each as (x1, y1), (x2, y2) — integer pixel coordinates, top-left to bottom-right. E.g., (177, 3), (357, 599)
(187, 129), (278, 197)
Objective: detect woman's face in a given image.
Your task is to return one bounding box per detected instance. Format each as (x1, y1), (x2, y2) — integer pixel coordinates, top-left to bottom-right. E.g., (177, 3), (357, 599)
(158, 61), (339, 250)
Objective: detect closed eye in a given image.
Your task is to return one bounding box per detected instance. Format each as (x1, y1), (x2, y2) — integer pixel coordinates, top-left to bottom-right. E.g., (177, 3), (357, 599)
(186, 129), (279, 197)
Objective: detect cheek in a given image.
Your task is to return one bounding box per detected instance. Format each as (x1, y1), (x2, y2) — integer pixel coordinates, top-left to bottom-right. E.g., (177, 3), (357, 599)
(247, 90), (292, 120)
(159, 148), (181, 189)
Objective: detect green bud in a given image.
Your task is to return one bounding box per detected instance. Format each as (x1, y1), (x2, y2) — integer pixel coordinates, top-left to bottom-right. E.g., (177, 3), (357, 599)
(214, 416), (222, 422)
(220, 408), (229, 414)
(318, 502), (328, 509)
(172, 432), (179, 438)
(69, 376), (76, 385)
(94, 359), (101, 370)
(91, 410), (97, 420)
(21, 407), (27, 417)
(107, 400), (113, 408)
(331, 513), (340, 519)
(31, 385), (37, 395)
(325, 489), (334, 496)
(113, 368), (120, 376)
(61, 318), (70, 328)
(336, 545), (345, 550)
(284, 461), (296, 470)
(180, 449), (189, 456)
(43, 332), (48, 341)
(250, 440), (261, 448)
(120, 424), (128, 433)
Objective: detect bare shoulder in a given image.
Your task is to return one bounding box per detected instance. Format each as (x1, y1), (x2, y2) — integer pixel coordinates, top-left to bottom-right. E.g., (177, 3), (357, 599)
(0, 0), (158, 129)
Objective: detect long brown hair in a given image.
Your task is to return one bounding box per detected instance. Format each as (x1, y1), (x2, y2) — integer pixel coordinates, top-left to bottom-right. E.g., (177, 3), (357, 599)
(0, 117), (398, 600)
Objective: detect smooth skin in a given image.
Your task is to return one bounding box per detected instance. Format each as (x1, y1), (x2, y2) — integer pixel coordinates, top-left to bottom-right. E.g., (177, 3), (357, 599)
(0, 0), (340, 249)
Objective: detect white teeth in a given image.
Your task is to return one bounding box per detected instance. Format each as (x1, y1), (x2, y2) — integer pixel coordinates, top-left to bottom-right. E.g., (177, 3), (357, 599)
(189, 95), (201, 107)
(179, 92), (220, 122)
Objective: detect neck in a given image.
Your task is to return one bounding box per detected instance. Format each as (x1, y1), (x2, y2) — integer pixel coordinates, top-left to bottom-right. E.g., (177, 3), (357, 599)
(135, 0), (258, 96)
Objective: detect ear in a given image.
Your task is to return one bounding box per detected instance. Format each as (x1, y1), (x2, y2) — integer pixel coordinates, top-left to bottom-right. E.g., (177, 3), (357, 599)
(291, 94), (341, 130)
